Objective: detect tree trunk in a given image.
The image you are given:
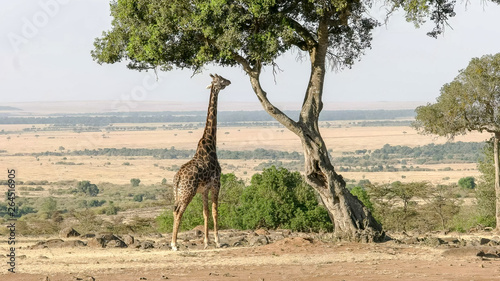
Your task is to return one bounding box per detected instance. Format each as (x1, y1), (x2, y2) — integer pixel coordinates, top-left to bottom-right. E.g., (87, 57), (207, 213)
(299, 129), (384, 241)
(494, 133), (500, 232)
(243, 18), (384, 242)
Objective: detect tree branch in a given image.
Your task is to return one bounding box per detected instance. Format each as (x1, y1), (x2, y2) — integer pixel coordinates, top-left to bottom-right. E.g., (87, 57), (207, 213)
(248, 72), (302, 136)
(299, 17), (329, 127)
(283, 17), (318, 50)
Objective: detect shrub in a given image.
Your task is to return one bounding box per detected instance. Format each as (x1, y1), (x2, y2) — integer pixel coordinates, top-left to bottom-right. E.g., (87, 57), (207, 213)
(40, 197), (58, 217)
(74, 181), (100, 197)
(130, 178), (141, 187)
(350, 186), (373, 212)
(236, 167), (332, 232)
(458, 177), (476, 189)
(156, 169), (332, 233)
(105, 202), (119, 215)
(133, 194), (144, 202)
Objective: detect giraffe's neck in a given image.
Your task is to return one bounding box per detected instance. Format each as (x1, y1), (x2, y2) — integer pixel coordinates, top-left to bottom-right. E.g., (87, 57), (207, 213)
(195, 85), (219, 157)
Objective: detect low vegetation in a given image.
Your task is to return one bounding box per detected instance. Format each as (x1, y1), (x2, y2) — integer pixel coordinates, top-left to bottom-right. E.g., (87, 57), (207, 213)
(156, 167), (333, 233)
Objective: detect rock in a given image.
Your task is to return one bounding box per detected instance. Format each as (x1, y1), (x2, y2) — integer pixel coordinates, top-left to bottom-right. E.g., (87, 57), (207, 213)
(106, 239), (127, 248)
(87, 238), (106, 248)
(277, 229), (292, 237)
(139, 240), (155, 250)
(30, 239), (85, 249)
(81, 233), (96, 239)
(268, 233), (285, 242)
(228, 236), (247, 247)
(192, 229), (203, 237)
(59, 227), (80, 238)
(99, 232), (116, 241)
(249, 235), (269, 246)
(440, 237), (460, 245)
(86, 233), (127, 248)
(255, 228), (270, 236)
(480, 238), (491, 245)
(148, 233), (163, 238)
(121, 234), (135, 246)
(402, 237), (419, 245)
(423, 237), (445, 247)
(62, 240), (87, 248)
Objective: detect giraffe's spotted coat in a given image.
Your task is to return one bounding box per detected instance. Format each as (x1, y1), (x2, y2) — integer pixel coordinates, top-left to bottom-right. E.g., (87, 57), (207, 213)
(170, 74), (231, 251)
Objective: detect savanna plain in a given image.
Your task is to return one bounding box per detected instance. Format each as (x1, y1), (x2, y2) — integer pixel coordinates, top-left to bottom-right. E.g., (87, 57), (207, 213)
(1, 107), (499, 281)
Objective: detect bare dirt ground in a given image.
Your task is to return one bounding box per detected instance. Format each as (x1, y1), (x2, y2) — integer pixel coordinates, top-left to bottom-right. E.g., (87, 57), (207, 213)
(2, 230), (500, 281)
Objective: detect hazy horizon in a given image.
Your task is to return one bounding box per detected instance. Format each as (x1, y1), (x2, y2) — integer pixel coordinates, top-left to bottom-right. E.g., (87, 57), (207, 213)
(1, 100), (426, 114)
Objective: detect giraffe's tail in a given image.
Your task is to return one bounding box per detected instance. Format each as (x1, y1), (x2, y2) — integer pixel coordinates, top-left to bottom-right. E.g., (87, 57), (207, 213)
(173, 174), (180, 212)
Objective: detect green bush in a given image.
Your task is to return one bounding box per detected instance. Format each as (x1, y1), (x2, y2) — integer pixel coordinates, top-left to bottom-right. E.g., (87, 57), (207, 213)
(236, 167), (332, 232)
(458, 177), (476, 189)
(350, 186), (374, 212)
(133, 194), (144, 202)
(74, 181), (100, 196)
(104, 202), (119, 215)
(130, 178), (141, 187)
(157, 168), (332, 233)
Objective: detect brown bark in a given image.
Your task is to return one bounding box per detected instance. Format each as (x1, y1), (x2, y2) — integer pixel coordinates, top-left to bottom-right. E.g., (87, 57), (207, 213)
(494, 133), (500, 232)
(242, 17), (384, 242)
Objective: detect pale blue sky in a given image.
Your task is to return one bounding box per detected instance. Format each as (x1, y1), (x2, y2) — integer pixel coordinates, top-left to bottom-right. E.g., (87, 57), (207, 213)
(1, 0), (500, 109)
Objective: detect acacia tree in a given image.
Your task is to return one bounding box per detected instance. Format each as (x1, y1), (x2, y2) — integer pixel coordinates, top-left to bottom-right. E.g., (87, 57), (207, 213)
(92, 0), (495, 241)
(414, 53), (500, 231)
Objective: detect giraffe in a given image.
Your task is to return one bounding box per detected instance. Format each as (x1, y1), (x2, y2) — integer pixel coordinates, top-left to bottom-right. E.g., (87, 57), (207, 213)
(170, 74), (231, 251)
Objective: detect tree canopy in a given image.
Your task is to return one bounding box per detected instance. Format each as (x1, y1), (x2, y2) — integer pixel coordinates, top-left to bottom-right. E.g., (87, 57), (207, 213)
(92, 0), (468, 73)
(414, 53), (500, 231)
(414, 53), (500, 138)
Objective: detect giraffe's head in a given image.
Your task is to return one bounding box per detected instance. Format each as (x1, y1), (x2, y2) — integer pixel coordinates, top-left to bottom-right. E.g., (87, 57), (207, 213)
(207, 74), (231, 90)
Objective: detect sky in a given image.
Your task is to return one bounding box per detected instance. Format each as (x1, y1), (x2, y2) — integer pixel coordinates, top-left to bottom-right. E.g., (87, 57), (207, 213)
(1, 0), (500, 110)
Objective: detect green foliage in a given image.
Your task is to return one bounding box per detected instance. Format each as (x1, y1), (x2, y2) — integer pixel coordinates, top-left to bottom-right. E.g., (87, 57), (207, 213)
(157, 169), (332, 233)
(424, 185), (461, 230)
(80, 199), (107, 208)
(74, 181), (100, 197)
(414, 53), (500, 138)
(235, 167), (332, 232)
(349, 186), (373, 212)
(92, 0), (382, 72)
(157, 173), (246, 232)
(133, 194), (144, 202)
(130, 178), (141, 187)
(337, 142), (485, 172)
(40, 197), (58, 217)
(458, 177), (476, 189)
(368, 181), (463, 232)
(369, 182), (425, 231)
(476, 140), (497, 227)
(104, 201), (119, 215)
(449, 206), (495, 233)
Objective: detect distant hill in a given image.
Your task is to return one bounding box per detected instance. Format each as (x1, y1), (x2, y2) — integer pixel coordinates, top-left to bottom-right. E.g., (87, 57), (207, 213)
(0, 109), (416, 125)
(2, 100), (425, 114)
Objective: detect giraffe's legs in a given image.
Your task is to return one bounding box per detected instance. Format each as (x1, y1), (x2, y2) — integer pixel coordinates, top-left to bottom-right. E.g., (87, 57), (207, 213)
(212, 188), (220, 248)
(171, 203), (188, 251)
(202, 189), (210, 249)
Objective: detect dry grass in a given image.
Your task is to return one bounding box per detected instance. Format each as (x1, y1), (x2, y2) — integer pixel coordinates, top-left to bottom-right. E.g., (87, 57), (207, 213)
(0, 124), (491, 185)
